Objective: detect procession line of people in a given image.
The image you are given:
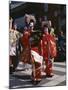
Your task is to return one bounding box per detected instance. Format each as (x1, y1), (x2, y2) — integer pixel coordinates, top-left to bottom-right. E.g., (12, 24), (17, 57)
(9, 14), (57, 84)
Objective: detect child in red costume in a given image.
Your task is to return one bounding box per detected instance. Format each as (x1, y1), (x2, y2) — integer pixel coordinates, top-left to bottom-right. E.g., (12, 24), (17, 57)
(40, 25), (57, 77)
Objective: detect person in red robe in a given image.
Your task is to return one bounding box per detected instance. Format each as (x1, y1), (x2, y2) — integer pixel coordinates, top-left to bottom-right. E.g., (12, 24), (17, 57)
(31, 40), (43, 84)
(29, 21), (43, 84)
(40, 25), (57, 77)
(20, 21), (35, 65)
(20, 29), (31, 64)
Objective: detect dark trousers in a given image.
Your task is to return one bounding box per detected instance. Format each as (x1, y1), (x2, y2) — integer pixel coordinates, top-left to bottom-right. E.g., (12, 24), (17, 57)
(10, 56), (18, 72)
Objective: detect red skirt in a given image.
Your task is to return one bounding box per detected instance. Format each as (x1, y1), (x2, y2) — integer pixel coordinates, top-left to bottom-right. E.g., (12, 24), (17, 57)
(32, 62), (42, 81)
(20, 47), (31, 64)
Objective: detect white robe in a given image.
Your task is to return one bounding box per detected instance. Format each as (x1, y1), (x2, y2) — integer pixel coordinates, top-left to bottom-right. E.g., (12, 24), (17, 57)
(31, 50), (43, 65)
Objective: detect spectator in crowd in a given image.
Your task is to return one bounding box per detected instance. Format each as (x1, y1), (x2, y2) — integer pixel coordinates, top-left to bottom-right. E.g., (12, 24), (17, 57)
(58, 31), (66, 59)
(9, 18), (22, 73)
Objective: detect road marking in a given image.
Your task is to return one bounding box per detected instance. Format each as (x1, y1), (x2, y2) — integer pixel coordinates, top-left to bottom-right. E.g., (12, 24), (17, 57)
(46, 74), (59, 80)
(41, 75), (66, 86)
(54, 62), (66, 66)
(10, 62), (66, 88)
(53, 66), (66, 72)
(14, 65), (66, 76)
(18, 79), (31, 82)
(11, 84), (33, 89)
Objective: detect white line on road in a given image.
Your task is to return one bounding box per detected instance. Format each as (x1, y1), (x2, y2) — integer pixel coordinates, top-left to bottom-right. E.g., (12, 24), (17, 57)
(53, 66), (66, 72)
(46, 74), (59, 80)
(11, 84), (33, 89)
(18, 79), (31, 82)
(41, 75), (66, 87)
(54, 62), (66, 66)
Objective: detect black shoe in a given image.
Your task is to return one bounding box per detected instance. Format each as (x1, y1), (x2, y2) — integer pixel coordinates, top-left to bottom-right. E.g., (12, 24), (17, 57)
(46, 74), (54, 77)
(31, 80), (41, 85)
(10, 66), (13, 74)
(9, 66), (15, 74)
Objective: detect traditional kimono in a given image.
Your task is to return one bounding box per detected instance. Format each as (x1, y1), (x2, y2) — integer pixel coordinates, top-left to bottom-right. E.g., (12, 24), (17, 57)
(49, 35), (57, 58)
(31, 46), (43, 82)
(20, 30), (31, 64)
(40, 33), (57, 76)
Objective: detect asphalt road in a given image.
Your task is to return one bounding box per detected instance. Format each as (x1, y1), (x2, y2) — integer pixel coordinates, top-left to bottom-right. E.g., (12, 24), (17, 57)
(9, 62), (66, 89)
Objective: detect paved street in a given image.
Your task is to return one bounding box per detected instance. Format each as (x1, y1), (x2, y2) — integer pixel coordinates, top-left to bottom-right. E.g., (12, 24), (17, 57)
(9, 62), (66, 89)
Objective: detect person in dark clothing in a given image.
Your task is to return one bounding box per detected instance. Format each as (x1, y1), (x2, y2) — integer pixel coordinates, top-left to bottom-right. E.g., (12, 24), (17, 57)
(58, 31), (66, 61)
